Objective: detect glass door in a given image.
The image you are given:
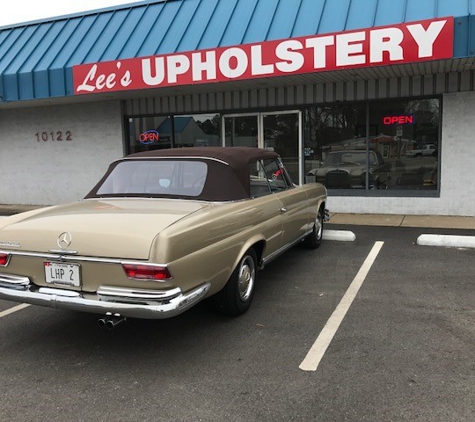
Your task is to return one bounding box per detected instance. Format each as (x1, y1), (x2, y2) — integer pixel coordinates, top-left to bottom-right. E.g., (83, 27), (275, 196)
(262, 111), (302, 184)
(223, 111), (302, 184)
(223, 114), (259, 148)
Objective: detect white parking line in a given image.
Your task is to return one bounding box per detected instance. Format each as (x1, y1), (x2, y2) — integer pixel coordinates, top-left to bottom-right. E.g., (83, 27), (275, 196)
(299, 241), (384, 372)
(0, 304), (30, 318)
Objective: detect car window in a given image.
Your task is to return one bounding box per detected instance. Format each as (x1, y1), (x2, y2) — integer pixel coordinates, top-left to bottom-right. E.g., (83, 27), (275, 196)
(249, 161), (272, 198)
(96, 160), (208, 197)
(262, 158), (291, 191)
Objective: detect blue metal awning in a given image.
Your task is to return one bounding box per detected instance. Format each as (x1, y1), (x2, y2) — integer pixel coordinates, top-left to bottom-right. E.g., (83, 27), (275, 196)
(1, 0), (475, 103)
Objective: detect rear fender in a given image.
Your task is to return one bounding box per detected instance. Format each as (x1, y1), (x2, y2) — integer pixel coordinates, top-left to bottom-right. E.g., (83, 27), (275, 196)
(231, 235), (266, 275)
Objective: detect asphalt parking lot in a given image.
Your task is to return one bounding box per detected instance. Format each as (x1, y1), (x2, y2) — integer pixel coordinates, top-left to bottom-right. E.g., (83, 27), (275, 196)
(0, 224), (474, 422)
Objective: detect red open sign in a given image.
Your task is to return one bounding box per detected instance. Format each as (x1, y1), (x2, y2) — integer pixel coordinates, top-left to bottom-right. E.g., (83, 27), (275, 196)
(382, 115), (415, 126)
(138, 130), (159, 144)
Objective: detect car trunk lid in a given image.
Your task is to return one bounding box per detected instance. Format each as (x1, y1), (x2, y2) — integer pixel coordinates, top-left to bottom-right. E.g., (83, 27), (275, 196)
(0, 199), (209, 260)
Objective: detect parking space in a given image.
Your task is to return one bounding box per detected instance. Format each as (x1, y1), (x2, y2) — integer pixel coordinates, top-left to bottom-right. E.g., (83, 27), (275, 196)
(0, 225), (474, 421)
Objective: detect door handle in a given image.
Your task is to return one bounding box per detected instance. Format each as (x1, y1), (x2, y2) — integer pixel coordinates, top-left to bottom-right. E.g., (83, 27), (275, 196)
(280, 207), (287, 213)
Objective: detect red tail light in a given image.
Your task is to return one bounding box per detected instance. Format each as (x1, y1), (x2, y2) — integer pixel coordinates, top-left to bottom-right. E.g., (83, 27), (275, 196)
(122, 263), (172, 281)
(0, 252), (11, 266)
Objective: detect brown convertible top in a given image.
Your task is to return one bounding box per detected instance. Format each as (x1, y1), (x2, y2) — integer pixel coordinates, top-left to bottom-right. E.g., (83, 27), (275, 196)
(127, 147), (278, 166)
(86, 147), (280, 201)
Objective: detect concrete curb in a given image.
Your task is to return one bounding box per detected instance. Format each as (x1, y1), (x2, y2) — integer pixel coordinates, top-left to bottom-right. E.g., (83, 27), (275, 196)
(323, 230), (356, 242)
(417, 234), (475, 249)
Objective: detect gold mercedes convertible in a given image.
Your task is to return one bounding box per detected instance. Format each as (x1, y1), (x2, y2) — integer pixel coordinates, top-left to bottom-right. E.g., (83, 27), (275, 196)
(0, 147), (327, 328)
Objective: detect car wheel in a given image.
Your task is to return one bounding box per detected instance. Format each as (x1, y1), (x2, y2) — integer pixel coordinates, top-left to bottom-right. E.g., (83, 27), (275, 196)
(212, 248), (257, 316)
(304, 206), (324, 249)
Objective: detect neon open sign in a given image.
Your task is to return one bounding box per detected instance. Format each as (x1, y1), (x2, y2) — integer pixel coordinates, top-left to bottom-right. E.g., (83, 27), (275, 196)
(138, 130), (159, 144)
(382, 115), (416, 125)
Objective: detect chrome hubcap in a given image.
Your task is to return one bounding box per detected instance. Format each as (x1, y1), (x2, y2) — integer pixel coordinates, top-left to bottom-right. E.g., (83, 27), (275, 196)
(315, 211), (323, 240)
(238, 255), (255, 302)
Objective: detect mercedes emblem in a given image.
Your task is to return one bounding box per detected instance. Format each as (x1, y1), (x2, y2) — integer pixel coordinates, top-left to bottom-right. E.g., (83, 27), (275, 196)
(57, 232), (73, 249)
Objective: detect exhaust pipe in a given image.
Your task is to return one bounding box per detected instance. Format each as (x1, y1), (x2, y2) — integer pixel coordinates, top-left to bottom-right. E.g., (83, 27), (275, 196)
(98, 313), (126, 330)
(105, 315), (126, 330)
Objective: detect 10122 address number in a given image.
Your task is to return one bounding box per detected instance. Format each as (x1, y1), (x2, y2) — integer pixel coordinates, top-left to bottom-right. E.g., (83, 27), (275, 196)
(36, 131), (73, 142)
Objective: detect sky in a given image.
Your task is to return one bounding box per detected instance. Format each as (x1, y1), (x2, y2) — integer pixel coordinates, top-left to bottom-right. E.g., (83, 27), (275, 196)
(0, 0), (143, 27)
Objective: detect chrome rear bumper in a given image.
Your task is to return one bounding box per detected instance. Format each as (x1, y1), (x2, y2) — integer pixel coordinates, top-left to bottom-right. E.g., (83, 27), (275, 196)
(0, 274), (211, 319)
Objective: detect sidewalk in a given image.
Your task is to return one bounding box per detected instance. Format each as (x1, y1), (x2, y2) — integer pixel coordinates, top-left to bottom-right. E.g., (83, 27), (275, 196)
(328, 213), (475, 230)
(1, 204), (474, 230)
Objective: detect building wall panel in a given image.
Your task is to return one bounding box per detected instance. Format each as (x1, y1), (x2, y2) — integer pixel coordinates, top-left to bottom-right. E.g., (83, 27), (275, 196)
(0, 101), (123, 205)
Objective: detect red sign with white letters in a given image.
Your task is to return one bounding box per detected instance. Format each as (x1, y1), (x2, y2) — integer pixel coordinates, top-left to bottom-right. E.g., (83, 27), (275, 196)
(73, 17), (454, 95)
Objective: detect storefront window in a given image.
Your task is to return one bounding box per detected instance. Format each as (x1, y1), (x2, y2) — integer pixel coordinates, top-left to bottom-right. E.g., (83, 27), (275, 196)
(304, 99), (440, 193)
(128, 116), (171, 154)
(173, 114), (221, 147)
(224, 115), (258, 147)
(127, 113), (220, 154)
(368, 99), (439, 191)
(304, 104), (368, 188)
(263, 113), (300, 183)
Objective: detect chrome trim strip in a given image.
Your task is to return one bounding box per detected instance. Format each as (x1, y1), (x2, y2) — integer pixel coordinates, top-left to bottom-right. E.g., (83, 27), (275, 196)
(1, 249), (117, 262)
(38, 287), (80, 297)
(0, 274), (30, 288)
(0, 250), (167, 266)
(97, 286), (181, 301)
(121, 261), (169, 268)
(260, 230), (312, 268)
(0, 278), (211, 320)
(48, 249), (78, 255)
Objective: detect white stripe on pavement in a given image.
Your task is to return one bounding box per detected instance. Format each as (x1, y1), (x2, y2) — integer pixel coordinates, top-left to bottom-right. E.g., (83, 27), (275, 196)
(300, 241), (384, 372)
(417, 234), (475, 249)
(0, 304), (30, 318)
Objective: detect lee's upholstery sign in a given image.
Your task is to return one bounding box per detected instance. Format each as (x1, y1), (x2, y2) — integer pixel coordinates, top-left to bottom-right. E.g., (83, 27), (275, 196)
(73, 17), (453, 95)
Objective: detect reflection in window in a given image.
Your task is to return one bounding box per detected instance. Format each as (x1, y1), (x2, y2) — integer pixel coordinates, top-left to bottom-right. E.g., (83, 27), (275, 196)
(225, 115), (258, 147)
(263, 113), (300, 184)
(304, 99), (440, 192)
(173, 114), (220, 148)
(369, 99), (439, 191)
(304, 104), (367, 187)
(127, 114), (220, 154)
(128, 116), (171, 154)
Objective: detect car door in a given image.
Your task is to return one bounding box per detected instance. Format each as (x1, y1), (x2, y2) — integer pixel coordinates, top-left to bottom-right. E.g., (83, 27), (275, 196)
(262, 158), (310, 246)
(249, 160), (285, 258)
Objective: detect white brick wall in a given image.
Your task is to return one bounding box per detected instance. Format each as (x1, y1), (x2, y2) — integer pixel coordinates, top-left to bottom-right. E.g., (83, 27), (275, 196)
(329, 92), (475, 216)
(0, 101), (123, 205)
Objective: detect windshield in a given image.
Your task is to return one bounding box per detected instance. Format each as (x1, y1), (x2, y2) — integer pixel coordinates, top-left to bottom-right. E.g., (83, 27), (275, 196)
(96, 160), (208, 197)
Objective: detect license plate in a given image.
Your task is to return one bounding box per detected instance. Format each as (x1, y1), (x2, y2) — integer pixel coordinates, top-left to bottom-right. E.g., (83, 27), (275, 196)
(44, 262), (81, 287)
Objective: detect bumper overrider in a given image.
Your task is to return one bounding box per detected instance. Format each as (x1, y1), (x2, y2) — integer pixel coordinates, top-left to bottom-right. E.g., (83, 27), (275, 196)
(0, 273), (211, 319)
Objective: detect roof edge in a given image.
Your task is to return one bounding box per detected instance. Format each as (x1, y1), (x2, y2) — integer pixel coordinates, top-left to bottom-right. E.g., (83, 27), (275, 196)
(0, 0), (172, 30)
